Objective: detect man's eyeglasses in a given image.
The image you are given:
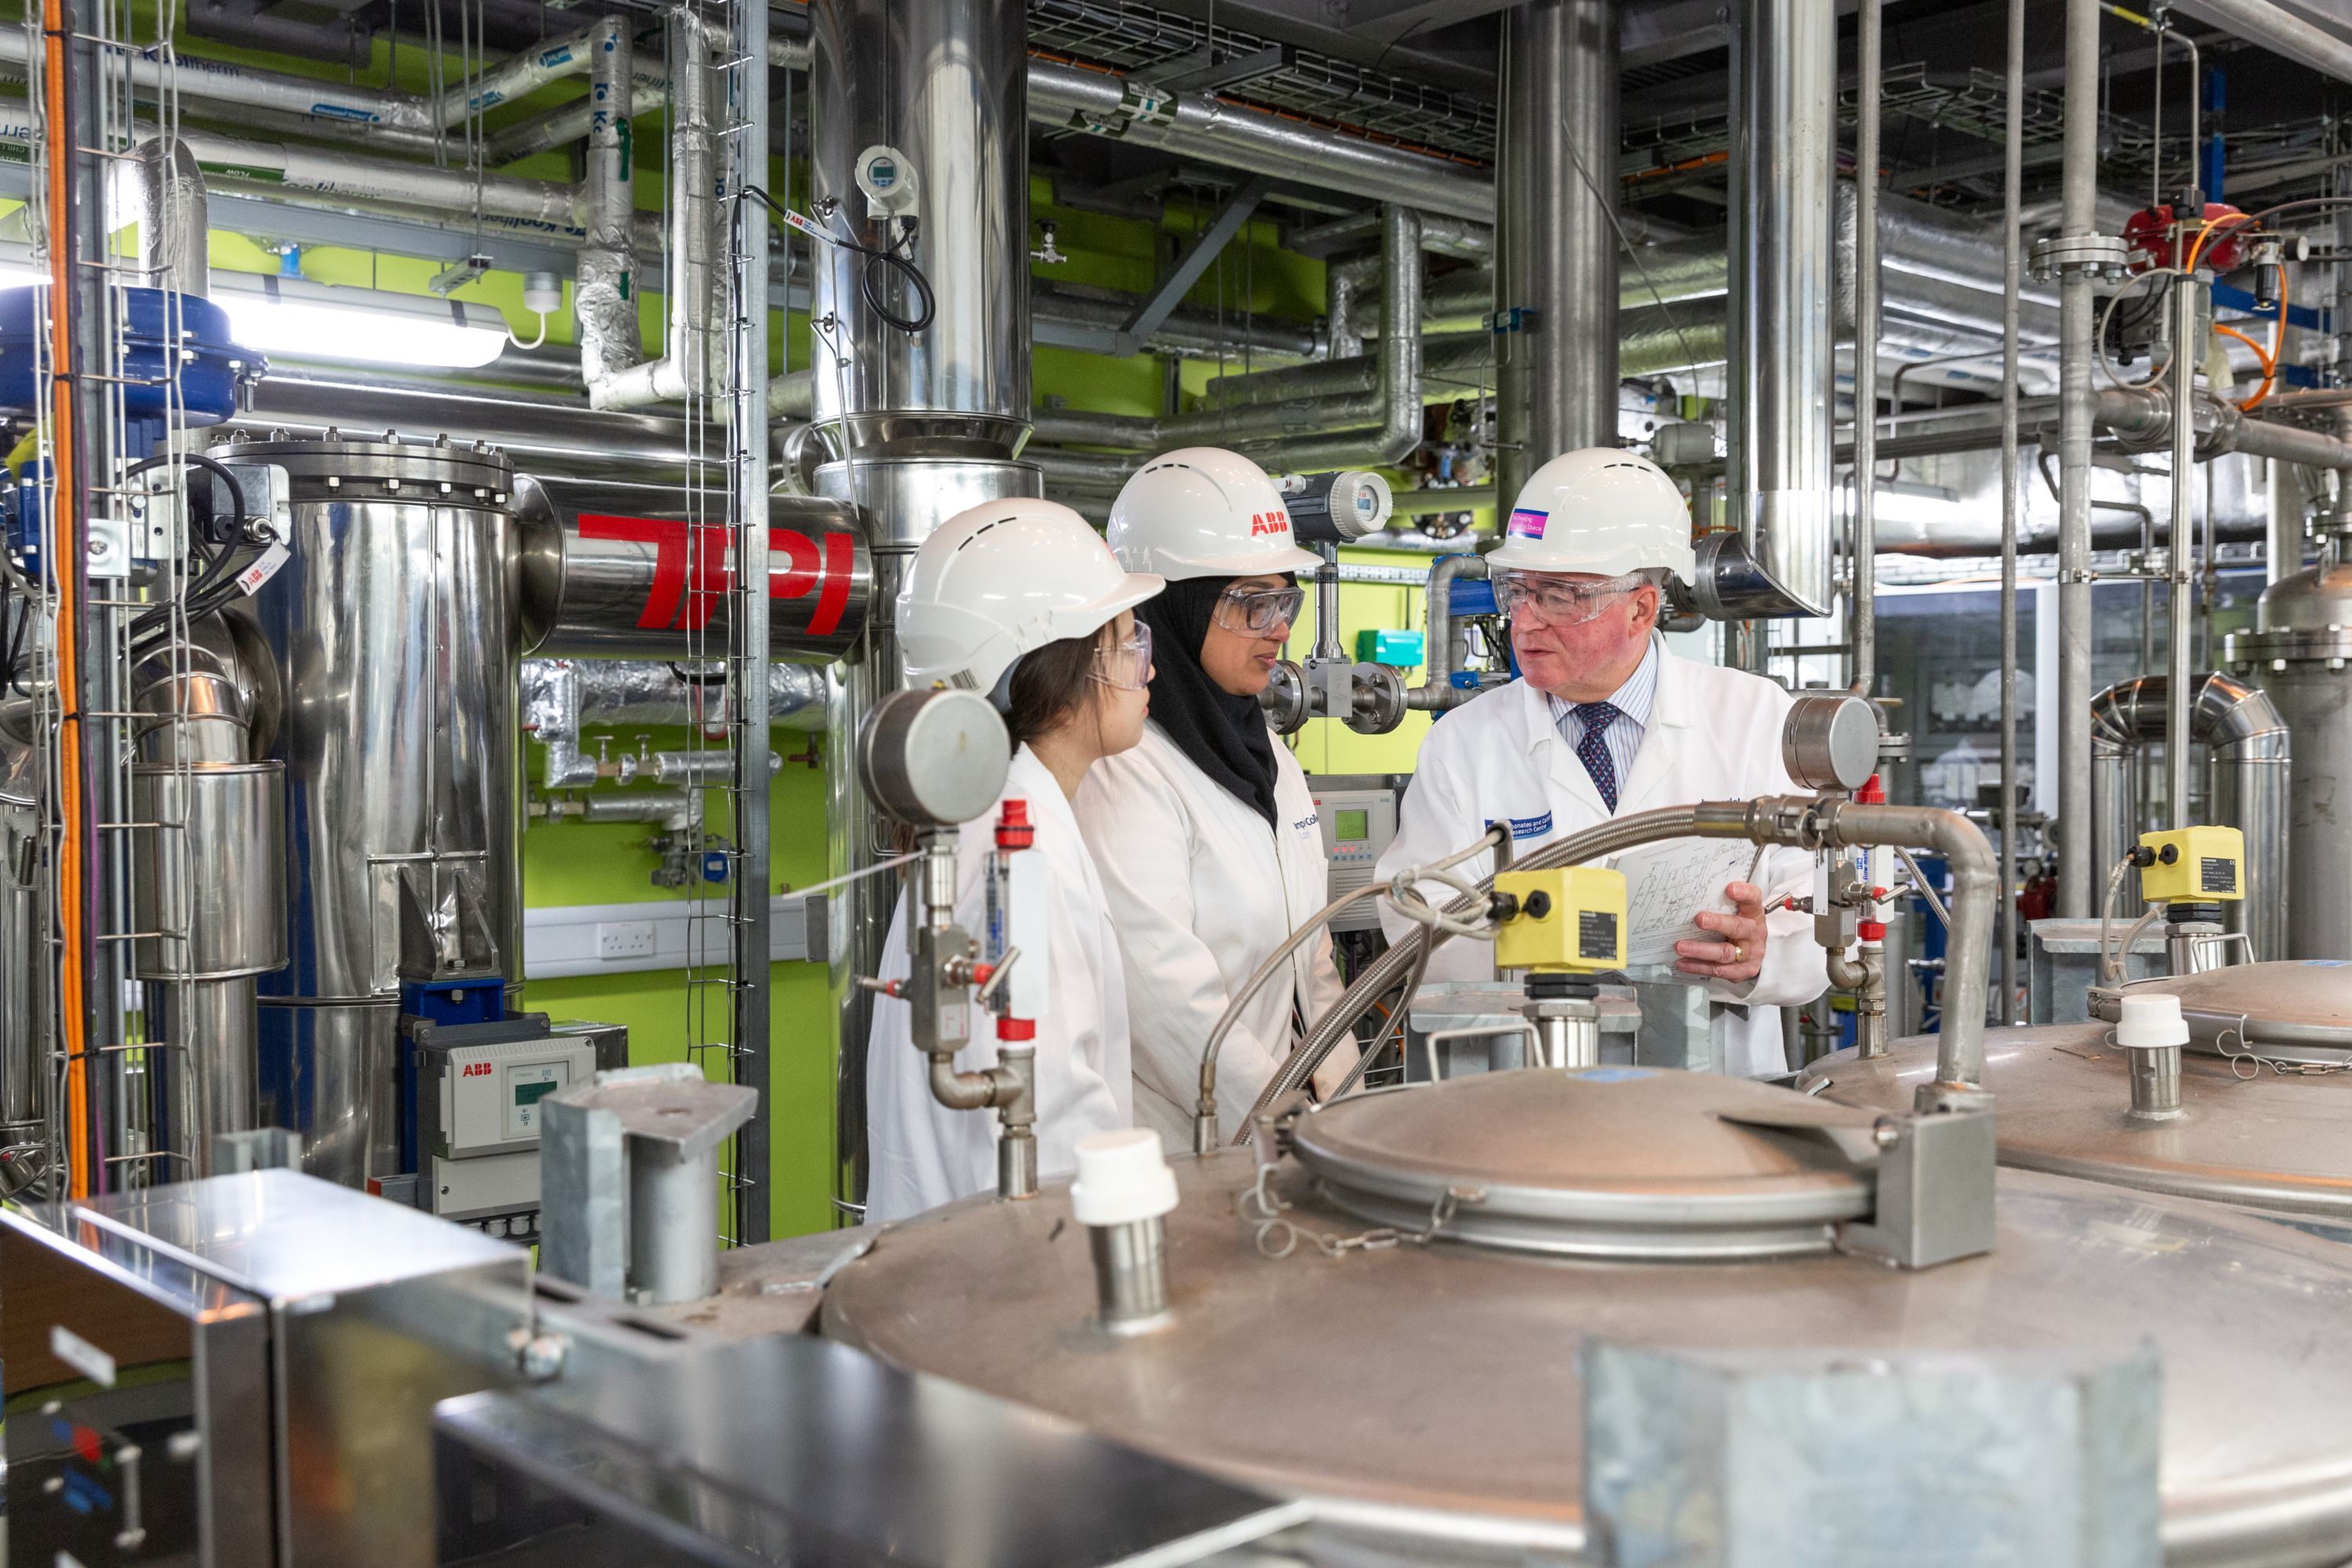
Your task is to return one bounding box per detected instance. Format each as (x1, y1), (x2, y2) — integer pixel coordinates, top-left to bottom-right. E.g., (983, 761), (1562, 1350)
(1491, 571), (1645, 627)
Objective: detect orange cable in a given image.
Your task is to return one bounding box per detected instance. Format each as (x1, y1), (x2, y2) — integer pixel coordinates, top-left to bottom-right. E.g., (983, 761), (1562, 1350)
(42, 0), (89, 1198)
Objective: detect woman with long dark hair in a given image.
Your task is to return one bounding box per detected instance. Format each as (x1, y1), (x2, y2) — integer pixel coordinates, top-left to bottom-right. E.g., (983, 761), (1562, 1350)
(865, 499), (1162, 1222)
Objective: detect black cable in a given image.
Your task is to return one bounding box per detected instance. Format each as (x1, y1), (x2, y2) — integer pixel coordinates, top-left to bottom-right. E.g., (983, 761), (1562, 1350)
(126, 451), (257, 637)
(669, 661), (728, 686)
(742, 183), (935, 335)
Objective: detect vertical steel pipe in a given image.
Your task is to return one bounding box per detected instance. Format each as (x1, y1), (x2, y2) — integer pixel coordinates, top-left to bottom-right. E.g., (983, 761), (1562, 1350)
(1998, 0), (2024, 1022)
(2056, 0), (2102, 916)
(2169, 279), (2199, 829)
(629, 1137), (723, 1304)
(728, 0), (773, 1245)
(1497, 0), (1618, 505)
(1851, 0), (1881, 696)
(1726, 0), (1838, 615)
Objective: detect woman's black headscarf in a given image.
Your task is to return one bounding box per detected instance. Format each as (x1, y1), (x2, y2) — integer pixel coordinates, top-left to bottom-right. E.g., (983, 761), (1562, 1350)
(1135, 575), (1281, 827)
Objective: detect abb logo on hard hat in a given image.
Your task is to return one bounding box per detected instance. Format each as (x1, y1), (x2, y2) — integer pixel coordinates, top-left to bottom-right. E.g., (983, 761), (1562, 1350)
(579, 514), (857, 637)
(1249, 510), (1291, 537)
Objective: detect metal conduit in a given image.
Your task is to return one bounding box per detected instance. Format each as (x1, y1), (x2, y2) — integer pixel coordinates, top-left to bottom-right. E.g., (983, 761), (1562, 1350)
(2089, 673), (2291, 961)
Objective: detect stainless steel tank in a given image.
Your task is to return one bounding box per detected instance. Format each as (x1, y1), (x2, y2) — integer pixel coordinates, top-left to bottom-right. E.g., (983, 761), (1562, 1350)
(822, 1068), (2352, 1564)
(1806, 963), (2352, 1226)
(2226, 560), (2352, 958)
(213, 431), (521, 1187)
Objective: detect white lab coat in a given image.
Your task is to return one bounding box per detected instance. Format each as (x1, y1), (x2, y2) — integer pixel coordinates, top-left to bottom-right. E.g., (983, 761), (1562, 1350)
(865, 747), (1134, 1223)
(1075, 723), (1348, 1149)
(1374, 648), (1826, 1076)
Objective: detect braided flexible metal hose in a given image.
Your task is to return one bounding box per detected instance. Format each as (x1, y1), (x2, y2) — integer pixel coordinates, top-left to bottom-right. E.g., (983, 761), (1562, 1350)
(1237, 807), (1709, 1141)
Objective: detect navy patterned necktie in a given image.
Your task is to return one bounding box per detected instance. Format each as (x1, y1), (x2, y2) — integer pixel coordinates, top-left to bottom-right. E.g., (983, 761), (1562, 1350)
(1573, 701), (1621, 812)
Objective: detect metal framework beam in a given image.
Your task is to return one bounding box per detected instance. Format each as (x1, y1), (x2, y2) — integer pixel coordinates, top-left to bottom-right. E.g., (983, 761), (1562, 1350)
(1118, 174), (1272, 354)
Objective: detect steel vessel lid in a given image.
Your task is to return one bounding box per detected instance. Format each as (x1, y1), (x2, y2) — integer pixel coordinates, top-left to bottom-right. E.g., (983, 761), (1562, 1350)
(1288, 1068), (1878, 1258)
(1806, 1025), (2352, 1222)
(2091, 961), (2352, 1065)
(2225, 561), (2352, 662)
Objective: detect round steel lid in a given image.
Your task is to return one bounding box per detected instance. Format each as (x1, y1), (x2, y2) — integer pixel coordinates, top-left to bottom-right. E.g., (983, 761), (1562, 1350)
(1289, 1068), (1877, 1259)
(1806, 1025), (2352, 1223)
(2092, 961), (2352, 1066)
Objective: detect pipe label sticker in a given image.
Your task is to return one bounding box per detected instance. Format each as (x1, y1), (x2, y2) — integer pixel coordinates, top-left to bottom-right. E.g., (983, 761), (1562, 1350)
(579, 514), (856, 639)
(49, 1325), (116, 1388)
(234, 539), (292, 597)
(1506, 507), (1547, 539)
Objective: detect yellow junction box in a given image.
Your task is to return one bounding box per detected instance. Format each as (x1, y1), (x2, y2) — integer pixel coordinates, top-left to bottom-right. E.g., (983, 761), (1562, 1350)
(1492, 866), (1628, 973)
(2139, 826), (2246, 904)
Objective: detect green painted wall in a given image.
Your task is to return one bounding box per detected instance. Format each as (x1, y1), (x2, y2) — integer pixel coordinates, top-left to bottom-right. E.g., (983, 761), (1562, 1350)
(13, 14), (1483, 1238)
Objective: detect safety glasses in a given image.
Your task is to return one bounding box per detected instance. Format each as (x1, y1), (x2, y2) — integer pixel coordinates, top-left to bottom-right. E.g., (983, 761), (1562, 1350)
(1213, 585), (1306, 637)
(1492, 571), (1642, 627)
(1091, 622), (1154, 691)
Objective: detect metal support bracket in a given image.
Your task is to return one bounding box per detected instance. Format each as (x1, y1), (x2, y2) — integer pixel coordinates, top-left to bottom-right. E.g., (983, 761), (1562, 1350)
(1839, 1105), (1998, 1269)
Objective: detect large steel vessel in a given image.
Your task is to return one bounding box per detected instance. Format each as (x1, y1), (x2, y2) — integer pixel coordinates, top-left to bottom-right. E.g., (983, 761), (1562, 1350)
(823, 1066), (2352, 1564)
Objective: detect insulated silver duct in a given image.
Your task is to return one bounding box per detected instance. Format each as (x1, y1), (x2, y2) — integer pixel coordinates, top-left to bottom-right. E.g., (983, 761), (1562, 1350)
(1497, 0), (1617, 503)
(1705, 0), (1838, 619)
(521, 659), (827, 792)
(579, 12), (720, 412)
(124, 137), (208, 297)
(2089, 673), (2292, 963)
(808, 0), (1040, 1207)
(809, 0), (1029, 459)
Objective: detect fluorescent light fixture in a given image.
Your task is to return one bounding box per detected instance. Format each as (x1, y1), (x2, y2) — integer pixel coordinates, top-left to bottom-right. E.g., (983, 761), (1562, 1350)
(209, 272), (511, 370)
(0, 251), (514, 370)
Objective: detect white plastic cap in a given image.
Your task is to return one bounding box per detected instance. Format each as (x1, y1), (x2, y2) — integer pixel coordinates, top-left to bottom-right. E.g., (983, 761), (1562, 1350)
(2115, 993), (2190, 1049)
(1069, 1128), (1179, 1227)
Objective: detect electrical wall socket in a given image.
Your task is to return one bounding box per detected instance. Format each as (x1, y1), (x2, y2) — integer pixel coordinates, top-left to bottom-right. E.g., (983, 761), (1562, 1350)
(594, 920), (658, 960)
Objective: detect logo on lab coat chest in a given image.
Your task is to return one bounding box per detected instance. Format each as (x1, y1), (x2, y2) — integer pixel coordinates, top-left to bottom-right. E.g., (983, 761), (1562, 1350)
(1293, 811), (1318, 834)
(1497, 811), (1551, 840)
(1249, 510), (1292, 537)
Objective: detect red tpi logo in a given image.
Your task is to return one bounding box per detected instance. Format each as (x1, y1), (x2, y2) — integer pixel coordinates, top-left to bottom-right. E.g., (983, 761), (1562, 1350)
(577, 514), (857, 637)
(1248, 510), (1290, 537)
(461, 1062), (494, 1077)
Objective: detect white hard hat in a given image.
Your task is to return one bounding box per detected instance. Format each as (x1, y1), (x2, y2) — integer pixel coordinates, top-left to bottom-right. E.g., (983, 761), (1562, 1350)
(1106, 446), (1323, 579)
(898, 499), (1164, 700)
(1488, 448), (1695, 583)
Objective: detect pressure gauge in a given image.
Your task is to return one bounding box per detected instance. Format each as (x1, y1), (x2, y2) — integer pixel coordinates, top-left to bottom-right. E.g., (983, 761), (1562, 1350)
(855, 143), (920, 221)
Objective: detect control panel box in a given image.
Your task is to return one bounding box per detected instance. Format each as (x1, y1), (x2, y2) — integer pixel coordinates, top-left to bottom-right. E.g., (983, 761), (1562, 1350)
(407, 1018), (628, 1236)
(1310, 774), (1405, 934)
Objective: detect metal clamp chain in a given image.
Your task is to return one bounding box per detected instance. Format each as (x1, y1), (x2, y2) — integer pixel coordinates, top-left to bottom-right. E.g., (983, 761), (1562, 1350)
(2214, 1025), (2352, 1080)
(1242, 1166), (1479, 1260)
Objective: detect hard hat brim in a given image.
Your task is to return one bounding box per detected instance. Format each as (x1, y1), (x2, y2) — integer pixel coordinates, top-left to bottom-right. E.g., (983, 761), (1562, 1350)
(1153, 542), (1323, 579)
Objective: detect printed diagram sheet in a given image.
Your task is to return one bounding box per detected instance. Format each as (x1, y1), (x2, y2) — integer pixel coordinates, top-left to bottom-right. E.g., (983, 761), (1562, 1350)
(1607, 837), (1759, 967)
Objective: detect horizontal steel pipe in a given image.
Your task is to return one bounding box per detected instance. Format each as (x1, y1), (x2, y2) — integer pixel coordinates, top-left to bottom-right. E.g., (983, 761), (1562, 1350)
(517, 481), (872, 662)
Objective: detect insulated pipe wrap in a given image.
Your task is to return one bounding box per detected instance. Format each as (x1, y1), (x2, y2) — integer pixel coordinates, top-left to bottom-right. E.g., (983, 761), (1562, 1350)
(515, 480), (872, 662)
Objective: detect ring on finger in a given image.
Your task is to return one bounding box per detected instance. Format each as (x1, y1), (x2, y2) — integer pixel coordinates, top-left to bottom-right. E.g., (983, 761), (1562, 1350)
(1733, 945), (1744, 962)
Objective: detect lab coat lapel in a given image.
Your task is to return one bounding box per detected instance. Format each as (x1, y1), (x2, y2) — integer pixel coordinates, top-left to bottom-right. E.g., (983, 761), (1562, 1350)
(1527, 680), (1611, 823)
(1615, 646), (1688, 816)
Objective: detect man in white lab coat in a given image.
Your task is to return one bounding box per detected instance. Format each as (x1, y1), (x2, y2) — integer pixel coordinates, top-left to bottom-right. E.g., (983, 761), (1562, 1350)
(1375, 448), (1826, 1076)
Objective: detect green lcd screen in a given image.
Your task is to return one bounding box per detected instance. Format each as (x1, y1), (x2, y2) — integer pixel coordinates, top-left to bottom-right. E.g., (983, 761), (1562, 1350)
(514, 1077), (561, 1109)
(1334, 808), (1369, 843)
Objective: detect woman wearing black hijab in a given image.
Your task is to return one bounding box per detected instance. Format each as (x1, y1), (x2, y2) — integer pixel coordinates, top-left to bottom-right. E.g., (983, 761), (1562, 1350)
(1073, 448), (1357, 1150)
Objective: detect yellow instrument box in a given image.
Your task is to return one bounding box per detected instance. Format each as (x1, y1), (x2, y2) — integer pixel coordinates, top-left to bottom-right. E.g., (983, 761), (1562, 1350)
(2139, 826), (2245, 904)
(1492, 866), (1628, 973)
